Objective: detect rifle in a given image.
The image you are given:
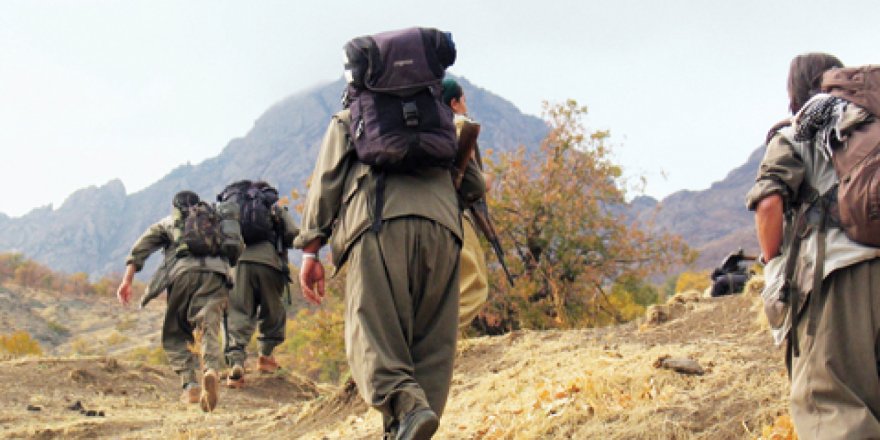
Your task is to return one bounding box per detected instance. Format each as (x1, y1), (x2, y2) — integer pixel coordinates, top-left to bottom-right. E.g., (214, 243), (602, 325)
(453, 119), (515, 287)
(470, 199), (515, 286)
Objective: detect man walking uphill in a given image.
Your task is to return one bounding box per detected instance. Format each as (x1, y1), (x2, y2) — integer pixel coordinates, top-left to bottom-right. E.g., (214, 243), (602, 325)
(116, 190), (237, 413)
(223, 180), (299, 387)
(441, 78), (490, 330)
(749, 53), (880, 439)
(296, 27), (485, 440)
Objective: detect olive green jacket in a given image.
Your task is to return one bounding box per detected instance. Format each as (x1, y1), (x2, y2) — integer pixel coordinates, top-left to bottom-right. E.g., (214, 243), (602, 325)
(294, 109), (486, 269)
(745, 124), (879, 294)
(126, 215), (231, 306)
(238, 208), (299, 271)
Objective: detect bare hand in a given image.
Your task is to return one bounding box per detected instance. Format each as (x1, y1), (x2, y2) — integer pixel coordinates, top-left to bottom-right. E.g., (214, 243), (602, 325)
(300, 258), (326, 305)
(117, 281), (132, 307)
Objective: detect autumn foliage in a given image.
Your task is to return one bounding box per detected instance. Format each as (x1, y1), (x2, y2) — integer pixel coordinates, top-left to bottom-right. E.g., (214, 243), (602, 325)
(476, 101), (694, 332)
(0, 252), (141, 297)
(0, 330), (43, 357)
(674, 270), (712, 294)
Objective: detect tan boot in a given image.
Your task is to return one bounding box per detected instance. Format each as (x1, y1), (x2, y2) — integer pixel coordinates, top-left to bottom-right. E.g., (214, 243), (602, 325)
(180, 385), (200, 404)
(226, 364), (245, 389)
(199, 369), (219, 412)
(257, 355), (280, 374)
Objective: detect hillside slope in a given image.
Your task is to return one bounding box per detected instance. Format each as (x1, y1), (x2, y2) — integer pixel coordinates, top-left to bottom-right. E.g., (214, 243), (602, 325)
(0, 290), (788, 439)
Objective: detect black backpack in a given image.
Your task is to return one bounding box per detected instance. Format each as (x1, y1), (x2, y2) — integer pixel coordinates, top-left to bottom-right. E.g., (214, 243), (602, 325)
(343, 27), (458, 171)
(218, 180), (280, 246)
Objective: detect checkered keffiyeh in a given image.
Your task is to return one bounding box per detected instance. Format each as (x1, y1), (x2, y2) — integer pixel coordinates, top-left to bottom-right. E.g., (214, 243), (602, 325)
(793, 93), (845, 142)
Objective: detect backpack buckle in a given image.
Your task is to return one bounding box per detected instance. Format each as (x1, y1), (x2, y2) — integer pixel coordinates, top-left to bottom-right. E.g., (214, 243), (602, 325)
(402, 101), (419, 127)
(355, 119), (365, 139)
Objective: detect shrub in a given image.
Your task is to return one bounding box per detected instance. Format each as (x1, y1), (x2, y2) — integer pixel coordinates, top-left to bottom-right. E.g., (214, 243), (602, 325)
(0, 331), (43, 357)
(124, 346), (169, 365)
(47, 320), (70, 336)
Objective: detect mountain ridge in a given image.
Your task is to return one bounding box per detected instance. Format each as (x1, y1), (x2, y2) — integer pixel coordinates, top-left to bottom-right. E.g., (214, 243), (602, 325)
(0, 76), (549, 277)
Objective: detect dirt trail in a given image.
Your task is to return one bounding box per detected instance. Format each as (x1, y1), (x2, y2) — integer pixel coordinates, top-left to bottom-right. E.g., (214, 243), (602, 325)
(0, 357), (322, 439)
(0, 292), (789, 439)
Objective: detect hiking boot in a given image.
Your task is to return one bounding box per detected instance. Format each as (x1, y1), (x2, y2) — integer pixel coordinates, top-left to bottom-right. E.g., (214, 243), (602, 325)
(199, 369), (219, 412)
(383, 423), (399, 440)
(257, 355), (280, 374)
(180, 384), (200, 404)
(226, 364), (245, 389)
(396, 408), (438, 440)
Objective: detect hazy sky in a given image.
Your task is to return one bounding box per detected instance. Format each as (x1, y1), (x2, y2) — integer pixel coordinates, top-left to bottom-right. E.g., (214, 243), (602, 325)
(1, 1), (877, 217)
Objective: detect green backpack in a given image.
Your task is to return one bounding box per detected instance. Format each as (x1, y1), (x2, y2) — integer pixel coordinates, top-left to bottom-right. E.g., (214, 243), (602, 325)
(173, 201), (242, 263)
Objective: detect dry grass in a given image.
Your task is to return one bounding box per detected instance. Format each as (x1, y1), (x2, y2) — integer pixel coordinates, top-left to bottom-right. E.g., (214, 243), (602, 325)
(0, 284), (790, 439)
(304, 292), (789, 439)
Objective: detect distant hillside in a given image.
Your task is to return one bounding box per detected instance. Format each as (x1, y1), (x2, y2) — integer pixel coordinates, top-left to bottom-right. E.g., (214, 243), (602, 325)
(0, 77), (548, 277)
(633, 146), (763, 270)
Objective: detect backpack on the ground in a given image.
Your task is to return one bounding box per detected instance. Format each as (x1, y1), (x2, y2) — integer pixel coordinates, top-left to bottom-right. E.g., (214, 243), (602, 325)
(174, 201), (227, 257)
(218, 180), (280, 246)
(821, 65), (880, 246)
(343, 27), (458, 171)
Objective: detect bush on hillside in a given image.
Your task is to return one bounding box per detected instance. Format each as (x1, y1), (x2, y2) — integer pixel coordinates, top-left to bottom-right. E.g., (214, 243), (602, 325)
(673, 270), (711, 294)
(0, 252), (143, 298)
(276, 267), (347, 384)
(123, 346), (169, 366)
(474, 101), (694, 333)
(0, 330), (43, 357)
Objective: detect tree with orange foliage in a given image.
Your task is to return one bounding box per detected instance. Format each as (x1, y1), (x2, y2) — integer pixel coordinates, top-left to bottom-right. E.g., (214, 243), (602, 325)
(478, 100), (694, 332)
(0, 253), (24, 281)
(13, 260), (53, 289)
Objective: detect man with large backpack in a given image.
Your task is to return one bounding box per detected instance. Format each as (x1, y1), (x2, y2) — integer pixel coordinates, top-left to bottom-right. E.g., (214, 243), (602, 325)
(221, 180), (298, 388)
(116, 190), (241, 413)
(296, 28), (484, 440)
(748, 55), (880, 438)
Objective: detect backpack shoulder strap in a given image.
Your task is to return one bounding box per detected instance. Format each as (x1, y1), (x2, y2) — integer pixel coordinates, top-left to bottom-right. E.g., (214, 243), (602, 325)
(766, 118), (793, 145)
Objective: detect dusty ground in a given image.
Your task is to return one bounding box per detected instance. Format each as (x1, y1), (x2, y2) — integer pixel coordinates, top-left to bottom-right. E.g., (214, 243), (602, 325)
(0, 285), (789, 439)
(0, 284), (165, 358)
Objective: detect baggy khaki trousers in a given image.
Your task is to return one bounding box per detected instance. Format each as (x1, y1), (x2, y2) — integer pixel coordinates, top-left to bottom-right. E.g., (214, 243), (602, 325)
(225, 262), (287, 364)
(344, 217), (461, 422)
(162, 271), (228, 387)
(458, 216), (489, 330)
(790, 258), (880, 439)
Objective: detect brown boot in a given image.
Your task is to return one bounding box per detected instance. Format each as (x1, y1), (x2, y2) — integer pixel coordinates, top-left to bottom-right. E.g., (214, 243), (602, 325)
(180, 385), (200, 404)
(257, 355), (280, 374)
(199, 369), (219, 412)
(226, 364), (245, 389)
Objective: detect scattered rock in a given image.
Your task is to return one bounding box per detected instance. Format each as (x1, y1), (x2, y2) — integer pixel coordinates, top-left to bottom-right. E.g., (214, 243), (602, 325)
(654, 355), (705, 375)
(69, 369), (92, 382)
(26, 405), (41, 412)
(645, 305), (670, 325)
(101, 358), (120, 372)
(66, 400), (104, 416)
(669, 290), (702, 304)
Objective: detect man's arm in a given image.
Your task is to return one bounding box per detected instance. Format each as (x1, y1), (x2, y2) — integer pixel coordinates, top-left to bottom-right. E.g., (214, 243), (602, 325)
(116, 219), (171, 306)
(116, 264), (137, 306)
(299, 239), (325, 305)
(755, 193), (784, 262)
(746, 130), (804, 263)
(294, 113), (355, 250)
(294, 112), (355, 305)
